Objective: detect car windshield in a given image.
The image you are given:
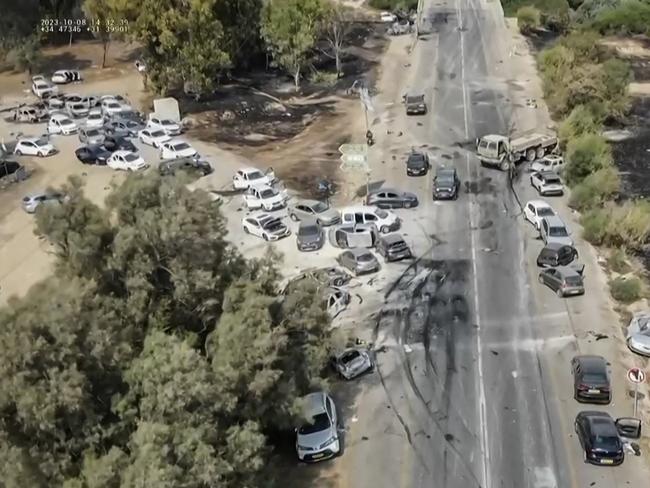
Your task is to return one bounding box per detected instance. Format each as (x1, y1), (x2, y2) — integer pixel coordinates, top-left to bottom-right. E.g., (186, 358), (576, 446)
(565, 275), (582, 286)
(375, 209), (388, 218)
(593, 435), (619, 450)
(409, 154), (425, 165)
(61, 118), (74, 125)
(151, 130), (166, 137)
(89, 113), (102, 119)
(406, 95), (424, 103)
(583, 372), (607, 383)
(312, 201), (329, 213)
(299, 413), (330, 435)
(248, 171), (264, 180)
(549, 226), (568, 237)
(260, 188), (278, 198)
(124, 153), (138, 162)
(437, 175), (454, 185)
(299, 225), (319, 236)
(35, 138), (49, 146)
(173, 143), (190, 151)
(162, 119), (176, 126)
(86, 129), (100, 137)
(357, 253), (374, 262)
(544, 176), (561, 184)
(262, 218), (282, 230)
(538, 207), (555, 217)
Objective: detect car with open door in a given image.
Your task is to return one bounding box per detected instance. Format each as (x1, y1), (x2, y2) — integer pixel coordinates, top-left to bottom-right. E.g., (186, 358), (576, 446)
(574, 411), (641, 466)
(233, 167), (276, 190)
(536, 242), (583, 275)
(331, 348), (374, 380)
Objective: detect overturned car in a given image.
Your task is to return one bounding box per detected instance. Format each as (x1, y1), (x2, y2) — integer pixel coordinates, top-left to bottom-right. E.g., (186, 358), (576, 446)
(328, 223), (378, 249)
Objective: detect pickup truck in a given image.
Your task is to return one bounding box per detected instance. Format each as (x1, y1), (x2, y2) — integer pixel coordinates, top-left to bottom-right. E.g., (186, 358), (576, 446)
(475, 132), (558, 171)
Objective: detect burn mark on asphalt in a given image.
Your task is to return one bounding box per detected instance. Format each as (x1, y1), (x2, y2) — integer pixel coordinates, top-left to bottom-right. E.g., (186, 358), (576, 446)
(464, 176), (494, 195)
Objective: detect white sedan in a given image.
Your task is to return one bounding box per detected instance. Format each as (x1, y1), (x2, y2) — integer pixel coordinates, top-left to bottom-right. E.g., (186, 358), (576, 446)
(32, 79), (57, 98)
(233, 167), (276, 190)
(101, 99), (124, 116)
(242, 213), (291, 241)
(524, 200), (556, 230)
(14, 137), (57, 157)
(531, 154), (564, 173)
(138, 128), (171, 148)
(243, 185), (288, 211)
(107, 150), (148, 171)
(380, 11), (397, 22)
(147, 117), (182, 136)
(51, 70), (82, 84)
(160, 140), (198, 160)
(86, 110), (105, 128)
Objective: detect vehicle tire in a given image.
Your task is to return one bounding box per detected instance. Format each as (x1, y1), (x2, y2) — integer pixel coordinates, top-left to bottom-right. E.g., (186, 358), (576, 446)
(536, 147), (544, 159)
(404, 201), (412, 209)
(556, 288), (564, 298)
(526, 148), (536, 161)
(244, 227), (250, 234)
(263, 233), (269, 241)
(538, 275), (544, 284)
(38, 151), (45, 157)
(500, 160), (510, 171)
(380, 226), (389, 234)
(15, 149), (22, 156)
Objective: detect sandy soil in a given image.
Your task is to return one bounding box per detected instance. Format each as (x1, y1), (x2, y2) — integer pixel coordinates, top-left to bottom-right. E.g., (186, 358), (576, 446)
(602, 36), (650, 97)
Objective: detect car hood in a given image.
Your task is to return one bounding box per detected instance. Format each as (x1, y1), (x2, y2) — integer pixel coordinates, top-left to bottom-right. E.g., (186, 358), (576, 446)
(297, 427), (335, 449)
(298, 232), (323, 244)
(408, 160), (427, 168)
(317, 208), (340, 222)
(629, 332), (650, 347)
(435, 183), (455, 191)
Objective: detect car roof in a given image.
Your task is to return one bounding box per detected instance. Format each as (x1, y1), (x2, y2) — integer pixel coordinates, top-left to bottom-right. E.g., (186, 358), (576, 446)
(253, 184), (274, 192)
(555, 266), (581, 277)
(250, 212), (274, 221)
(527, 199), (552, 208)
(241, 166), (263, 174)
(112, 150), (132, 156)
(370, 187), (403, 195)
(299, 218), (319, 227)
(348, 248), (372, 257)
(543, 215), (566, 226)
(539, 170), (560, 177)
(294, 198), (321, 206)
(580, 412), (618, 434)
(381, 233), (405, 244)
(436, 167), (456, 176)
(51, 113), (70, 120)
(574, 355), (607, 372)
(302, 392), (327, 418)
(543, 241), (566, 251)
(340, 205), (381, 212)
(20, 137), (43, 144)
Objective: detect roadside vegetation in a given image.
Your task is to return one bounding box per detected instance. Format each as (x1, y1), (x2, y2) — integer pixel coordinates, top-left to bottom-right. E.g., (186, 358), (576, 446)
(0, 174), (337, 486)
(369, 0), (418, 9)
(514, 0), (650, 303)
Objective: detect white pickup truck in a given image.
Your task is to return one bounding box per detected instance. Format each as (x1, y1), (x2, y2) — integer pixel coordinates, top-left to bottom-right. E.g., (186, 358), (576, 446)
(475, 132), (558, 171)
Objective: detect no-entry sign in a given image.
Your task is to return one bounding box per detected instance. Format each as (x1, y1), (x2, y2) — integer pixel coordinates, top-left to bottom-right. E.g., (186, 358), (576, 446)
(627, 367), (646, 384)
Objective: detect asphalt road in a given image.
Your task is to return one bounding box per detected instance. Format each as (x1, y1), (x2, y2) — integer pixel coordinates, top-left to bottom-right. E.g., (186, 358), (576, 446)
(338, 0), (566, 487)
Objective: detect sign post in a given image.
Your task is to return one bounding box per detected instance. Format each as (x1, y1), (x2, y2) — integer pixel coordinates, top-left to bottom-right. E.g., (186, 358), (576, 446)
(627, 367), (646, 417)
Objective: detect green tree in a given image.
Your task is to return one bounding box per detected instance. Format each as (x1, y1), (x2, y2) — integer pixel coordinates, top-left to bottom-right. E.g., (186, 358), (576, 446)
(8, 35), (43, 74)
(516, 6), (542, 34)
(591, 0), (650, 35)
(261, 0), (327, 90)
(214, 0), (265, 69)
(558, 104), (604, 147)
(564, 133), (614, 185)
(82, 0), (117, 68)
(568, 166), (620, 210)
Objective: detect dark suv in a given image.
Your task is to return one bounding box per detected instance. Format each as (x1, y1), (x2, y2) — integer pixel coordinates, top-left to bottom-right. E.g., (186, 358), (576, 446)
(574, 411), (624, 466)
(159, 157), (213, 176)
(376, 233), (411, 262)
(536, 243), (578, 267)
(433, 167), (460, 200)
(406, 150), (430, 176)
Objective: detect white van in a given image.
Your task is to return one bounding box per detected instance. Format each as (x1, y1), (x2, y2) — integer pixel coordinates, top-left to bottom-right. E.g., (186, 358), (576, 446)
(339, 205), (400, 234)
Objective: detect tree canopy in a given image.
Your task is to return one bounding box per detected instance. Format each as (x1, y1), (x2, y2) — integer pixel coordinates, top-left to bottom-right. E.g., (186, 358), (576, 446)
(0, 173), (334, 486)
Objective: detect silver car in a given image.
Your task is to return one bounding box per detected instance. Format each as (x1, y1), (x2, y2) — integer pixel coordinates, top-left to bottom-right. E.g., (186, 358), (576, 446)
(22, 192), (64, 214)
(79, 127), (105, 145)
(337, 248), (380, 275)
(538, 266), (584, 297)
(289, 199), (340, 226)
(297, 219), (325, 252)
(626, 312), (650, 357)
(296, 392), (340, 462)
(331, 348), (374, 380)
(540, 215), (573, 247)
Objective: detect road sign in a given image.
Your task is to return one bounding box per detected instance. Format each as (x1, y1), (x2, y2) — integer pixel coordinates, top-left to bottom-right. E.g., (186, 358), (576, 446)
(627, 368), (646, 384)
(339, 143), (368, 155)
(340, 154), (368, 166)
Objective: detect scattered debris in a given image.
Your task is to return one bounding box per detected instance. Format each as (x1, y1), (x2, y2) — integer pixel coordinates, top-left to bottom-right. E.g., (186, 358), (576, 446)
(444, 433), (455, 442)
(491, 350), (499, 356)
(404, 344), (413, 353)
(525, 98), (537, 108)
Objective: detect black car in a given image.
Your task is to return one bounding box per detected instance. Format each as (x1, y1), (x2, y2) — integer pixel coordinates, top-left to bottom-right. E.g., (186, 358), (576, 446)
(376, 233), (412, 262)
(406, 150), (430, 176)
(0, 159), (24, 180)
(104, 118), (145, 137)
(75, 145), (111, 165)
(103, 135), (136, 153)
(536, 242), (578, 267)
(404, 94), (427, 115)
(574, 412), (625, 466)
(159, 157), (213, 176)
(365, 188), (418, 209)
(571, 355), (611, 404)
(433, 167), (460, 200)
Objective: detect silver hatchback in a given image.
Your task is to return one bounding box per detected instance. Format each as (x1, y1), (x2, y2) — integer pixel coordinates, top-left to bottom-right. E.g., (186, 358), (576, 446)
(538, 266), (584, 297)
(337, 248), (380, 275)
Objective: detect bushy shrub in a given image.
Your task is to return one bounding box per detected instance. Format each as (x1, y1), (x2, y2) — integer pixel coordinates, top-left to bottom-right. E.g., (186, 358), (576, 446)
(558, 104), (604, 146)
(558, 30), (608, 63)
(606, 200), (650, 249)
(607, 248), (631, 274)
(591, 0), (650, 36)
(581, 207), (610, 244)
(609, 276), (642, 303)
(568, 166), (620, 210)
(517, 6), (542, 33)
(368, 0), (418, 9)
(564, 133), (613, 185)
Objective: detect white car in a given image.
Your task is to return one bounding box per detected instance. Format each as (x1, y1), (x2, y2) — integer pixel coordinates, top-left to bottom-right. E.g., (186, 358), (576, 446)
(380, 11), (397, 22)
(626, 312), (650, 357)
(530, 170), (564, 196)
(242, 213), (291, 241)
(48, 114), (78, 135)
(101, 99), (124, 116)
(523, 200), (556, 230)
(340, 205), (400, 234)
(14, 137), (57, 157)
(233, 167), (276, 190)
(86, 109), (105, 128)
(107, 150), (148, 171)
(31, 78), (57, 98)
(67, 102), (89, 118)
(160, 140), (198, 160)
(147, 117), (182, 136)
(243, 185), (288, 211)
(51, 70), (82, 84)
(531, 154), (564, 173)
(138, 128), (171, 148)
